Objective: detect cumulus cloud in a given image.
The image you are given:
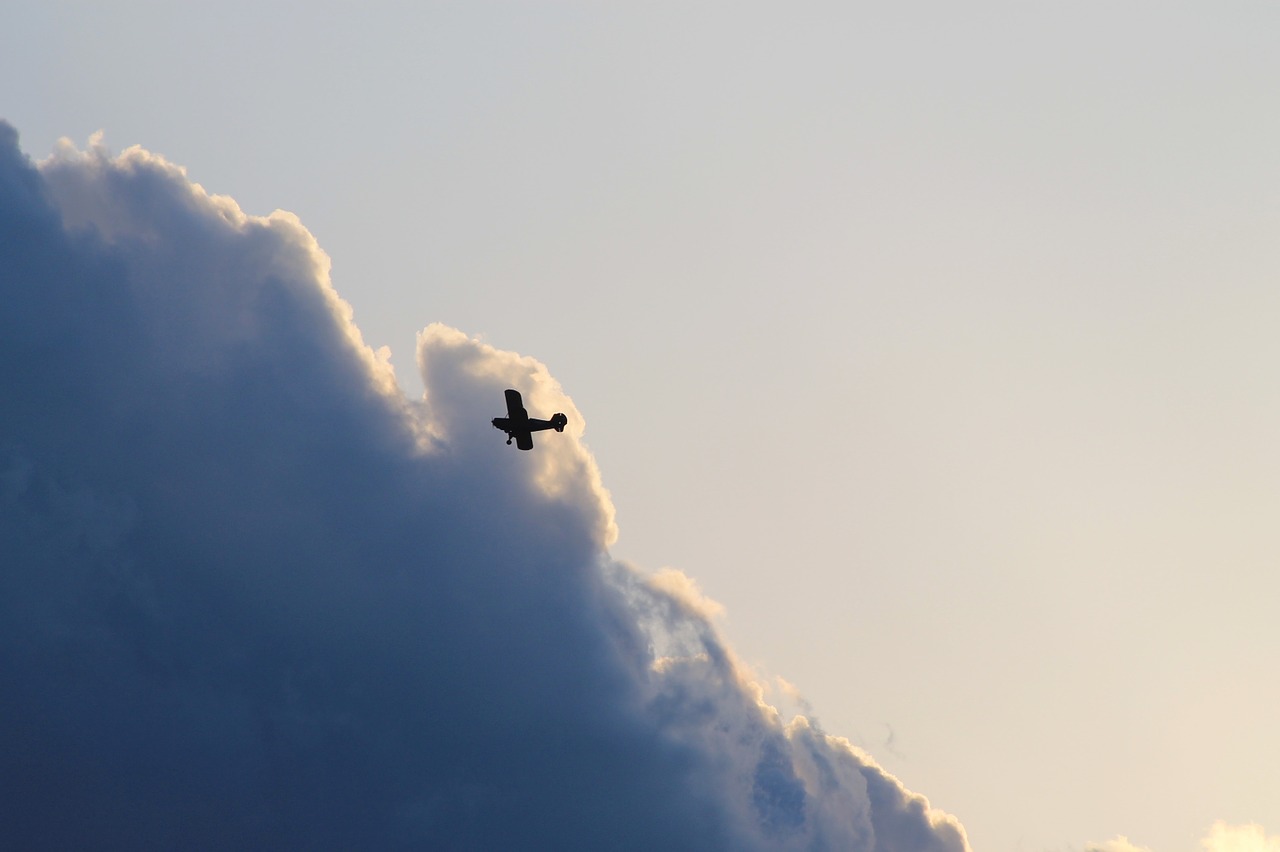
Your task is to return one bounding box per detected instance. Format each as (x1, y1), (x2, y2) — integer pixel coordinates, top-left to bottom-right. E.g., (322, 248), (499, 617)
(0, 121), (969, 850)
(1203, 822), (1280, 852)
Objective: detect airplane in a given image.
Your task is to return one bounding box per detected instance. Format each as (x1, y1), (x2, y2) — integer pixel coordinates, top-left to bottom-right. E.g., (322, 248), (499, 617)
(491, 389), (567, 450)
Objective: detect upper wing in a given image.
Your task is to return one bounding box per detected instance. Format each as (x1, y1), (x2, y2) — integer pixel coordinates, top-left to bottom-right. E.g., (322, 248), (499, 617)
(503, 389), (534, 449)
(504, 389), (527, 420)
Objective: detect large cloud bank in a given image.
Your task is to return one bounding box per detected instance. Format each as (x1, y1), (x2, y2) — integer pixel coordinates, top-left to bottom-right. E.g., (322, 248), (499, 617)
(0, 122), (969, 850)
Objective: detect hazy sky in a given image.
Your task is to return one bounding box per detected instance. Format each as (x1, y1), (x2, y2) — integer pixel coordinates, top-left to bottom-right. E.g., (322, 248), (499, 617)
(4, 3), (1279, 850)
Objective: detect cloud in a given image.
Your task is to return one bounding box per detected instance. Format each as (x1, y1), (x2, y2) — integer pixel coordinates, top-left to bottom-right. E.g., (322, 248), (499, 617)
(1203, 822), (1280, 852)
(0, 121), (969, 850)
(1087, 837), (1154, 852)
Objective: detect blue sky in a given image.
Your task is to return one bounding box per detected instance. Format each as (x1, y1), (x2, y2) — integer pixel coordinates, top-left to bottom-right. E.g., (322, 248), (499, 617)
(3, 3), (1280, 849)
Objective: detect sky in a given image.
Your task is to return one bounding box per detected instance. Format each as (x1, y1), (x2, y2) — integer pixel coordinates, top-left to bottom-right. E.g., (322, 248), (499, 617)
(2, 3), (1279, 850)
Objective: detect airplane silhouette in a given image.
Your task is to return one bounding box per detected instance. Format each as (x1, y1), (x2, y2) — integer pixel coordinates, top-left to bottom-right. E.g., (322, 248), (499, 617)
(491, 389), (567, 450)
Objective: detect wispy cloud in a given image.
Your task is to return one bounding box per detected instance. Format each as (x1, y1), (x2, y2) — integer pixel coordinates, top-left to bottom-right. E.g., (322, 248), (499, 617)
(0, 122), (968, 850)
(1088, 837), (1155, 852)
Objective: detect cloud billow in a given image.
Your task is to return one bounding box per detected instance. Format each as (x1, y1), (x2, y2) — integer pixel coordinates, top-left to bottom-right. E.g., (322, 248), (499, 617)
(0, 122), (968, 851)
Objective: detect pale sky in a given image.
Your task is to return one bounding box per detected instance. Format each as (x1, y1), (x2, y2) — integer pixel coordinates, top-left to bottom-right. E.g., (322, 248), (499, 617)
(4, 3), (1279, 849)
